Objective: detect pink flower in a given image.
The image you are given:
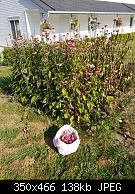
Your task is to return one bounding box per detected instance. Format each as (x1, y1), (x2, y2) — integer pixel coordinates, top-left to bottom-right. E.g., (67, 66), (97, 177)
(86, 63), (95, 68)
(86, 72), (94, 76)
(60, 130), (77, 144)
(73, 76), (77, 80)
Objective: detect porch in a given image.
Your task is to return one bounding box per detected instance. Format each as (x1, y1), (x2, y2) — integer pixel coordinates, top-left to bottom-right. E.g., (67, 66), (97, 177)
(43, 12), (135, 43)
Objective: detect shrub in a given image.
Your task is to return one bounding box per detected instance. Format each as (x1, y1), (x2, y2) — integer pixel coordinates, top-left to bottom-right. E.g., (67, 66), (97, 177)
(0, 53), (1, 65)
(2, 47), (14, 66)
(6, 34), (134, 129)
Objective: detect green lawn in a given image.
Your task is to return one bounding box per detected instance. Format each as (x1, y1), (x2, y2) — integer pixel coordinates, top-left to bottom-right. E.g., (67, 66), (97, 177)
(0, 66), (135, 180)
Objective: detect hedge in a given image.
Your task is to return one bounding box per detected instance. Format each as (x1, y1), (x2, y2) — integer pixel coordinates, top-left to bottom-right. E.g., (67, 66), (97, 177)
(5, 33), (134, 128)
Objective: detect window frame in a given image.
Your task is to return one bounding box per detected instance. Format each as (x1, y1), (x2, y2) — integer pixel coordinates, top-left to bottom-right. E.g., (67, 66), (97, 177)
(8, 17), (21, 39)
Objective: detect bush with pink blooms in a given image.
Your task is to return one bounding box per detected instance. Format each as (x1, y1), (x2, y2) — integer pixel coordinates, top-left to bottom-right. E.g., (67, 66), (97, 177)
(4, 33), (135, 130)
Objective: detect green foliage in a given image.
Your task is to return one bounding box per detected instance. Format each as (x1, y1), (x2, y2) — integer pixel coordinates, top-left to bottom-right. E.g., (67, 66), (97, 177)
(100, 146), (135, 179)
(9, 138), (28, 148)
(0, 53), (1, 65)
(6, 34), (134, 130)
(0, 76), (12, 94)
(2, 48), (14, 66)
(41, 144), (135, 180)
(17, 144), (48, 160)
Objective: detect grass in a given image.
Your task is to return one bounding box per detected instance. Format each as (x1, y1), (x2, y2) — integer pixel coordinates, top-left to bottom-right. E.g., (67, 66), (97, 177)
(0, 128), (20, 144)
(0, 66), (12, 94)
(0, 61), (135, 180)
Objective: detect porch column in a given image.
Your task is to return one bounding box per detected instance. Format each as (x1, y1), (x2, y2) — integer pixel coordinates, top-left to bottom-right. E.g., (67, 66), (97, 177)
(24, 11), (31, 38)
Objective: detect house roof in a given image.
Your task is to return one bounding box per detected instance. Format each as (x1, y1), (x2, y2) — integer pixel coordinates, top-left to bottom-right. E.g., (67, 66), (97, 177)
(32, 0), (135, 13)
(122, 3), (135, 13)
(31, 0), (53, 12)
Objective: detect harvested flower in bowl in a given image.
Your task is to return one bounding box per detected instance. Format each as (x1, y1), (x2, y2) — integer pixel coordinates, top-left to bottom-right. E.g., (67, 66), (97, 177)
(60, 130), (77, 144)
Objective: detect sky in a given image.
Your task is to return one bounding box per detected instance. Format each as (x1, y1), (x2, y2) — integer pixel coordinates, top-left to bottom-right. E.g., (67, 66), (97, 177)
(97, 0), (135, 4)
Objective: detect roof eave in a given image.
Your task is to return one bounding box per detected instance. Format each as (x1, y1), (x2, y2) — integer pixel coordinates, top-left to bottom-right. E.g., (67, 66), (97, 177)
(48, 11), (135, 15)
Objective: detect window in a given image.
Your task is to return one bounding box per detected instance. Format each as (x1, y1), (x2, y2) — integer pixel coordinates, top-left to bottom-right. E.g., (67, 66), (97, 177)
(9, 19), (21, 39)
(130, 17), (133, 28)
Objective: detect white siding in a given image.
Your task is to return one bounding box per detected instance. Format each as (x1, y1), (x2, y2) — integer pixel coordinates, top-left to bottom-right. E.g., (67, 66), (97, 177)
(25, 10), (40, 37)
(78, 14), (89, 38)
(0, 0), (45, 47)
(49, 14), (60, 33)
(97, 14), (134, 34)
(48, 13), (135, 40)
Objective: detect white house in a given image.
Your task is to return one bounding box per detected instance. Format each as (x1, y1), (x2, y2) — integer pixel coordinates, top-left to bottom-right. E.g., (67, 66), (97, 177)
(0, 0), (46, 51)
(0, 0), (135, 50)
(36, 0), (135, 41)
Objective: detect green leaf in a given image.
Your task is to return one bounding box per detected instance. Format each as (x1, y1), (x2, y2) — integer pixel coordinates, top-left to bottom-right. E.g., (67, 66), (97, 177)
(84, 109), (88, 114)
(56, 103), (59, 109)
(57, 115), (60, 121)
(80, 103), (85, 112)
(49, 104), (52, 110)
(92, 90), (97, 97)
(37, 81), (41, 88)
(87, 101), (94, 109)
(62, 88), (68, 96)
(120, 63), (124, 71)
(52, 101), (56, 107)
(37, 109), (41, 115)
(83, 95), (86, 101)
(31, 96), (38, 104)
(77, 97), (81, 104)
(21, 96), (27, 103)
(107, 96), (114, 102)
(83, 114), (89, 121)
(76, 88), (81, 95)
(70, 116), (74, 123)
(79, 108), (83, 113)
(49, 71), (51, 79)
(42, 98), (47, 104)
(64, 113), (70, 119)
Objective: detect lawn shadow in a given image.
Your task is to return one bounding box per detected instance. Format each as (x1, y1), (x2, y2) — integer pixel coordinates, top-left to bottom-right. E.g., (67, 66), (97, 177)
(43, 125), (59, 152)
(0, 76), (12, 94)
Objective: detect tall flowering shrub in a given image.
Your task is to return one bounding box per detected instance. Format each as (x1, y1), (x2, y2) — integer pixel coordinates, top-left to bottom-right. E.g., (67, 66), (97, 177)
(6, 33), (134, 128)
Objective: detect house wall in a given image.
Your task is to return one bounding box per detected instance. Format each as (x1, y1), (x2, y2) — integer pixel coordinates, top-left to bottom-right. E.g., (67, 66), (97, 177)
(0, 0), (135, 46)
(97, 14), (135, 35)
(0, 0), (45, 47)
(47, 13), (135, 41)
(78, 14), (89, 38)
(25, 10), (40, 38)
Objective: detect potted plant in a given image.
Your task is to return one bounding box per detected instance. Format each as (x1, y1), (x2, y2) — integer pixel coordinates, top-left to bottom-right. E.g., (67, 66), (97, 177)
(40, 19), (51, 32)
(70, 19), (78, 31)
(90, 18), (98, 31)
(115, 17), (122, 27)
